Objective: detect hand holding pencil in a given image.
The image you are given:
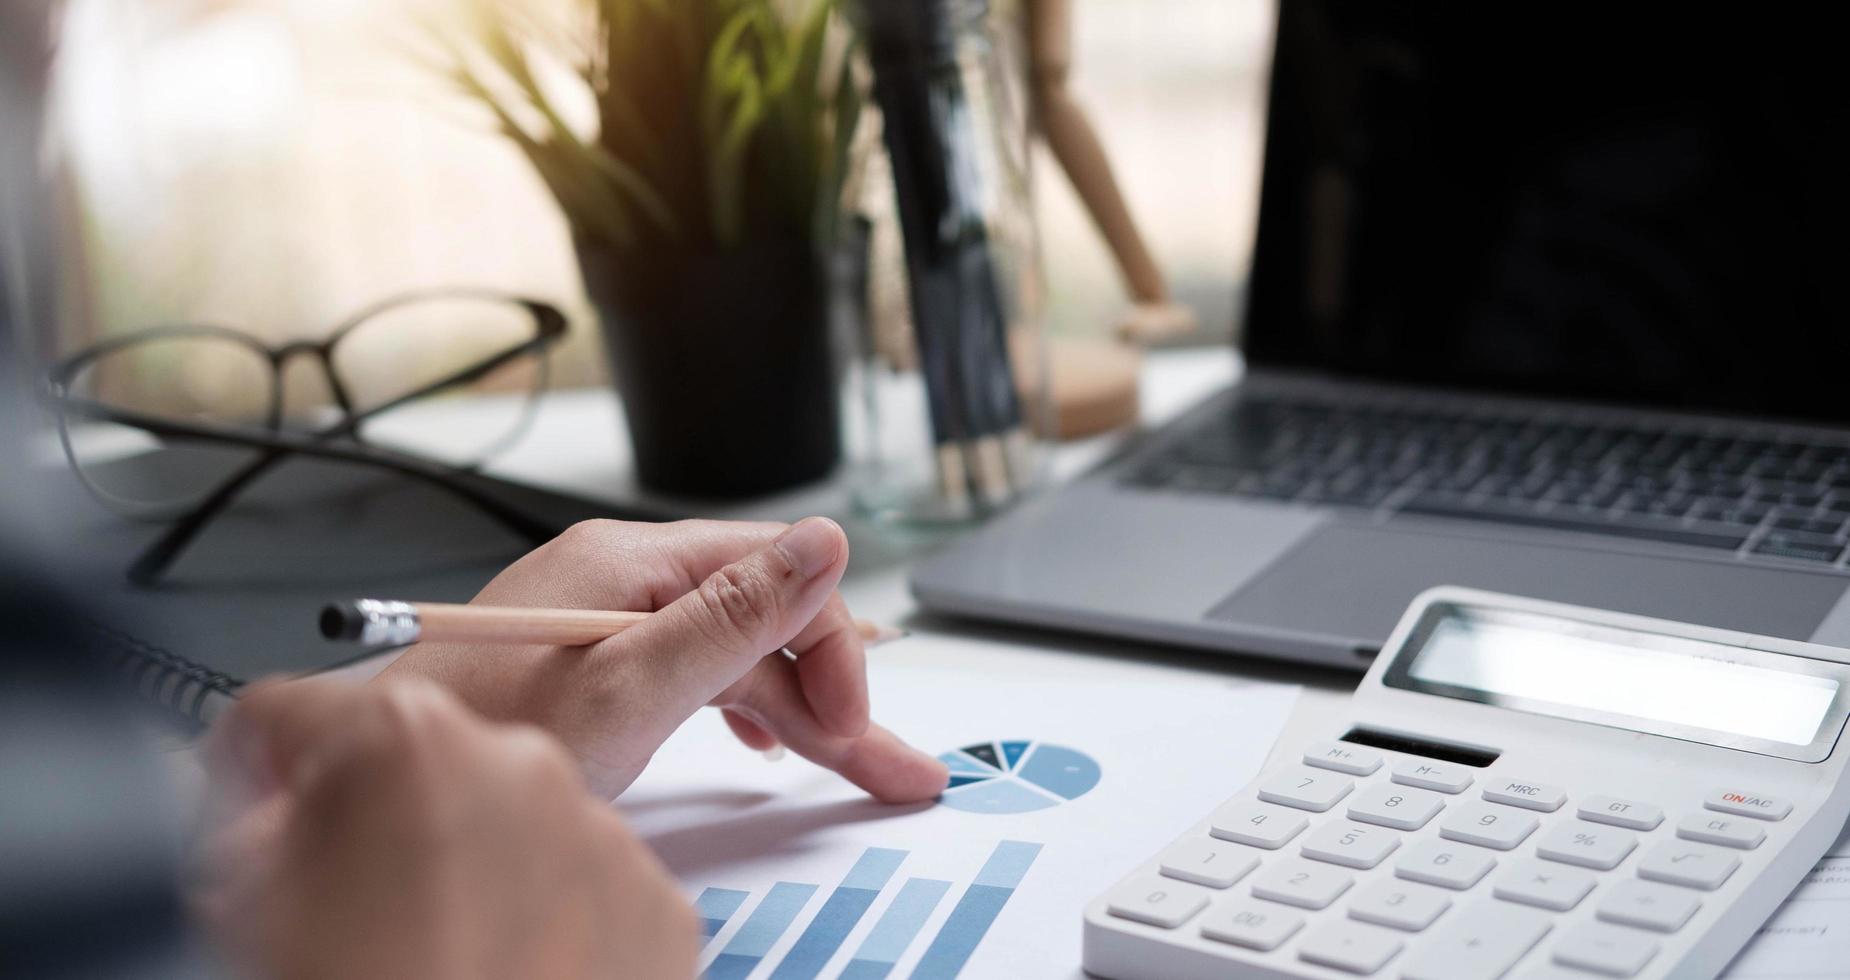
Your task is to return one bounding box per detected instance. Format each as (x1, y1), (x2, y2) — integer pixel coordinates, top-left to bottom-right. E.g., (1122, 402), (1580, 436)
(372, 517), (949, 803)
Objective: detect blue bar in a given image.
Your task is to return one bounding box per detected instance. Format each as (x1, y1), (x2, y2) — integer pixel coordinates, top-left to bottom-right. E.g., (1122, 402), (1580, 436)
(705, 881), (818, 980)
(971, 841), (1041, 889)
(909, 841), (1043, 980)
(841, 878), (953, 980)
(695, 888), (751, 947)
(843, 847), (909, 890)
(768, 848), (908, 979)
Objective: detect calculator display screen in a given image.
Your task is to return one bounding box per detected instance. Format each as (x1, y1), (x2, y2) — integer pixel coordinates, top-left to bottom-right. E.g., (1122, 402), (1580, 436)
(1387, 604), (1850, 759)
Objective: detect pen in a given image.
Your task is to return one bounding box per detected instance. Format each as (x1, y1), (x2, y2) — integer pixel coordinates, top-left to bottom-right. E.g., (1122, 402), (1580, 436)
(320, 599), (907, 649)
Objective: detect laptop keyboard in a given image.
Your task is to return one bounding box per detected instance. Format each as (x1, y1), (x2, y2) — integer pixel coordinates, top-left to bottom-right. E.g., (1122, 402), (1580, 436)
(1123, 397), (1850, 569)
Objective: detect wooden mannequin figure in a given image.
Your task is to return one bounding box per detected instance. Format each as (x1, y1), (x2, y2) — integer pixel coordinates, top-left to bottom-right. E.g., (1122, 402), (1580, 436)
(1025, 0), (1198, 345)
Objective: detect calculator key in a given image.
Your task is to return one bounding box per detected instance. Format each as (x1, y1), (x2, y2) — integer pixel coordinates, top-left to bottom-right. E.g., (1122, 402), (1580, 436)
(1395, 840), (1496, 890)
(1523, 967), (1613, 980)
(1400, 901), (1553, 980)
(1349, 784), (1446, 831)
(1105, 874), (1210, 928)
(1676, 812), (1766, 850)
(1251, 857), (1355, 910)
(1439, 800), (1540, 850)
(1553, 922), (1660, 977)
(1483, 778), (1567, 812)
(1158, 838), (1259, 888)
(1703, 789), (1792, 821)
(1596, 879), (1701, 933)
(1492, 859), (1596, 911)
(1392, 758), (1475, 794)
(1199, 899), (1304, 951)
(1348, 879), (1451, 932)
(1298, 920), (1404, 975)
(1637, 840), (1741, 891)
(1304, 740), (1384, 776)
(1302, 821), (1402, 870)
(1578, 795), (1663, 831)
(1258, 766), (1356, 813)
(1536, 821), (1638, 871)
(1208, 800), (1308, 849)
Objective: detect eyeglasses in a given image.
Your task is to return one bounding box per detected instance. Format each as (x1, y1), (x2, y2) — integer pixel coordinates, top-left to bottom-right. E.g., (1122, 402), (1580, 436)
(47, 289), (571, 584)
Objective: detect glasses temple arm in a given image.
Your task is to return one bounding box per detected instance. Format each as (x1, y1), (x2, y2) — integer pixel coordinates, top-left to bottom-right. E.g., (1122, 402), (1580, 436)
(337, 334), (555, 426)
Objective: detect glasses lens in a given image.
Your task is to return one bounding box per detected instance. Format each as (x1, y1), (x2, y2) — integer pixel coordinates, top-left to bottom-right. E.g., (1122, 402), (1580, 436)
(59, 333), (276, 515)
(328, 295), (548, 465)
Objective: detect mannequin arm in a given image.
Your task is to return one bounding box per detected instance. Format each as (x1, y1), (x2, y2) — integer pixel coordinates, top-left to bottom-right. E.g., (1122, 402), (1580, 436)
(1026, 0), (1166, 304)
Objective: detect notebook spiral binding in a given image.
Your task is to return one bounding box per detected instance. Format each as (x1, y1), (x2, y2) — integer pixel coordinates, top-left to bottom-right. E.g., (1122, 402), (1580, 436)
(82, 618), (245, 732)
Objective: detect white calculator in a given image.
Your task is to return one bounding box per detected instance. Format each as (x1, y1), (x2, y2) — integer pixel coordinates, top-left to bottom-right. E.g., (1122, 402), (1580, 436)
(1084, 587), (1850, 980)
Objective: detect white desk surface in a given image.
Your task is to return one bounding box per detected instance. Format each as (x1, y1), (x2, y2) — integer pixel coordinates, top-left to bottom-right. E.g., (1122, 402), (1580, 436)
(389, 346), (1357, 747)
(171, 348), (1843, 978)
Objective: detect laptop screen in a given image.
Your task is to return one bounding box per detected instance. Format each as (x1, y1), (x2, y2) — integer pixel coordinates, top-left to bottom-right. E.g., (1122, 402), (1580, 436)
(1242, 3), (1847, 425)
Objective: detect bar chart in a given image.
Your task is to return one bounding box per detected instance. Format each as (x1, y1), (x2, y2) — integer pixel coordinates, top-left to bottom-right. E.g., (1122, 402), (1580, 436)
(697, 839), (1044, 980)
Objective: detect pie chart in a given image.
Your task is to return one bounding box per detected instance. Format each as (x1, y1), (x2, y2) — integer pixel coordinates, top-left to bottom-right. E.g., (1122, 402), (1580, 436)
(937, 740), (1102, 814)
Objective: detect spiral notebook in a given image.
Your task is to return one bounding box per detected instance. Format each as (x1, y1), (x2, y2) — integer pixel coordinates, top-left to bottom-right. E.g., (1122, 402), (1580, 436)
(65, 447), (657, 729)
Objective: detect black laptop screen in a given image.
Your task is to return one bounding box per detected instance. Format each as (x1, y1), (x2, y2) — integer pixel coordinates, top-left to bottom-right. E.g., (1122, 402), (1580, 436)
(1242, 3), (1848, 424)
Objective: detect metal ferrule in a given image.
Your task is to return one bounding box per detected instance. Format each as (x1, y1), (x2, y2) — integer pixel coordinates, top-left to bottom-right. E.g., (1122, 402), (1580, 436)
(355, 599), (422, 647)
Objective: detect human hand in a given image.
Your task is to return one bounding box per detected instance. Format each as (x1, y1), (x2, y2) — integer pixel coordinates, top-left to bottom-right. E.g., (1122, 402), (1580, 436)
(196, 677), (697, 980)
(379, 517), (949, 803)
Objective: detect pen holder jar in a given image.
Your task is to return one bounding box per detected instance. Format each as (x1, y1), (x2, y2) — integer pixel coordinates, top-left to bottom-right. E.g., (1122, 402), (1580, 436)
(834, 0), (1050, 524)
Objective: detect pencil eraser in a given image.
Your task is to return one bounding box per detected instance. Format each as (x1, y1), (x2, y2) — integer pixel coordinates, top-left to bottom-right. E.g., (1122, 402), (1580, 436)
(319, 602), (364, 642)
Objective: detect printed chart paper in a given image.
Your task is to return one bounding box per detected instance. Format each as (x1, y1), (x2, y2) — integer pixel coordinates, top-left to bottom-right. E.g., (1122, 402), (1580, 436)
(1725, 818), (1850, 978)
(617, 659), (1300, 979)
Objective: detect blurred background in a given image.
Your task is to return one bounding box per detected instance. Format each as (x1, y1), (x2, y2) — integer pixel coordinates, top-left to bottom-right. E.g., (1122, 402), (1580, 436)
(43, 0), (1271, 403)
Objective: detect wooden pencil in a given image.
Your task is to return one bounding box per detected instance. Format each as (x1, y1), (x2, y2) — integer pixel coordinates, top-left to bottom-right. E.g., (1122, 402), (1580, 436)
(320, 599), (906, 649)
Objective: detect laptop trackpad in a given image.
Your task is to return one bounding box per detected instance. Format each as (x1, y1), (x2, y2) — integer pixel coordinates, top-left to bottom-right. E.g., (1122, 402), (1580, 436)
(1206, 524), (1846, 651)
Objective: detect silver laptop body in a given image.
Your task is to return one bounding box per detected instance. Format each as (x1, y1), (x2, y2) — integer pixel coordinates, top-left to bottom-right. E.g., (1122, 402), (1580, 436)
(912, 3), (1850, 670)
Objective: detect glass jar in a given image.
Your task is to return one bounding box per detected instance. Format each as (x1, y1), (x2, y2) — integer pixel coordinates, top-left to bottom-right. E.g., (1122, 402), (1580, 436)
(833, 0), (1049, 524)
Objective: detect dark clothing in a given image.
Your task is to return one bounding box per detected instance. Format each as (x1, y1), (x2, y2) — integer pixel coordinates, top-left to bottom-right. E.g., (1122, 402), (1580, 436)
(1, 7), (210, 974)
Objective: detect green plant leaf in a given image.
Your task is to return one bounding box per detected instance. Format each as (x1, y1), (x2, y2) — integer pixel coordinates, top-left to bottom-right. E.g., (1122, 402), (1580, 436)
(466, 74), (638, 249)
(816, 36), (862, 244)
(703, 6), (767, 245)
(480, 3), (684, 242)
(427, 0), (844, 254)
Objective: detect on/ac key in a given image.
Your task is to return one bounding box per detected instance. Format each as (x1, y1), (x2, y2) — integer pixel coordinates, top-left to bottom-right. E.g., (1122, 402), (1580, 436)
(1704, 789), (1793, 821)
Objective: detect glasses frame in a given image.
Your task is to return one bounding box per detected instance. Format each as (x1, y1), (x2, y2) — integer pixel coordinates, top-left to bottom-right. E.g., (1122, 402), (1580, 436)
(47, 289), (573, 585)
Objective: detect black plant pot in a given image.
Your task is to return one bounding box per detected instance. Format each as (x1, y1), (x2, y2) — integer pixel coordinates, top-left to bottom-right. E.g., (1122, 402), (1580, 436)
(580, 239), (842, 499)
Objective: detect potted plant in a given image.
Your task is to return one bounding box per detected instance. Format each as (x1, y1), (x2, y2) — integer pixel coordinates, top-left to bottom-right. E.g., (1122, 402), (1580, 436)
(435, 0), (857, 498)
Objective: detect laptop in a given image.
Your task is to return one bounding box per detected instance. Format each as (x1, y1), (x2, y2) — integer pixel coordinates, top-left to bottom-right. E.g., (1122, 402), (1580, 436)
(911, 2), (1850, 671)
